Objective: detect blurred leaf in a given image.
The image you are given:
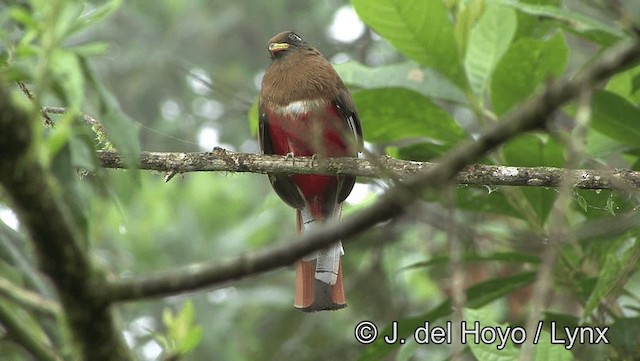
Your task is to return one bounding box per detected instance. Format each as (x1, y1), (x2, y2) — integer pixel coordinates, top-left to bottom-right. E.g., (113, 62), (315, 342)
(464, 308), (520, 359)
(464, 3), (517, 95)
(583, 237), (640, 318)
(502, 134), (563, 223)
(532, 330), (575, 361)
(352, 88), (465, 144)
(589, 90), (640, 148)
(512, 0), (560, 40)
(358, 272), (536, 361)
(402, 251), (539, 271)
(455, 185), (521, 217)
(491, 32), (568, 116)
(67, 0), (123, 36)
(574, 189), (634, 220)
(453, 0), (485, 57)
(335, 61), (467, 104)
(606, 64), (640, 105)
(608, 317), (640, 358)
(388, 141), (454, 161)
(52, 1), (85, 41)
(490, 0), (626, 45)
(69, 42), (110, 57)
(352, 0), (467, 88)
(162, 301), (203, 356)
(584, 129), (631, 159)
(51, 49), (84, 110)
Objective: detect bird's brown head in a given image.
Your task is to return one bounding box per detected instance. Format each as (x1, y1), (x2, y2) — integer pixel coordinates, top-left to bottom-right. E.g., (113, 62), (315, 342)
(267, 31), (314, 59)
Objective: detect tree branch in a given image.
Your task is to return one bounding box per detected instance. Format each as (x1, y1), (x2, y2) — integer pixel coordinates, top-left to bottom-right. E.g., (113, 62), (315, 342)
(105, 37), (640, 302)
(98, 149), (640, 190)
(0, 88), (132, 360)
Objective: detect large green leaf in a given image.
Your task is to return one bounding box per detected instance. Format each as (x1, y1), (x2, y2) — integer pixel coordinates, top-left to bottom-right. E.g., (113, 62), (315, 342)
(606, 64), (640, 105)
(583, 237), (640, 318)
(335, 61), (467, 104)
(453, 0), (485, 58)
(491, 32), (567, 116)
(357, 272), (536, 361)
(490, 0), (626, 45)
(512, 0), (560, 40)
(590, 90), (640, 148)
(352, 88), (465, 144)
(352, 0), (467, 88)
(464, 3), (517, 95)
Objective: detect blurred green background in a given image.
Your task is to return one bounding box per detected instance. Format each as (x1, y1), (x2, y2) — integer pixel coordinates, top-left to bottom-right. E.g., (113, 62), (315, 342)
(2, 0), (640, 360)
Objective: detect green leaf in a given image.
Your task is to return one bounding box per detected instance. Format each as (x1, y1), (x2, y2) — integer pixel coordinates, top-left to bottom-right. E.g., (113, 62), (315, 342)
(584, 129), (631, 159)
(606, 64), (640, 105)
(402, 252), (539, 271)
(335, 61), (467, 104)
(464, 3), (517, 95)
(608, 318), (640, 359)
(162, 301), (203, 356)
(491, 32), (568, 116)
(53, 2), (85, 41)
(589, 90), (640, 148)
(583, 237), (640, 318)
(573, 190), (634, 220)
(388, 142), (453, 161)
(358, 272), (536, 361)
(490, 0), (626, 45)
(68, 0), (123, 36)
(512, 0), (560, 40)
(455, 185), (521, 217)
(352, 88), (465, 145)
(453, 0), (485, 57)
(532, 330), (574, 361)
(352, 0), (467, 88)
(51, 49), (84, 111)
(464, 308), (520, 359)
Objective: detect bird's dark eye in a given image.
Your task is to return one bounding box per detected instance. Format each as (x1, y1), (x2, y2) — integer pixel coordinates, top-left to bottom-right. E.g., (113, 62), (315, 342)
(288, 33), (302, 42)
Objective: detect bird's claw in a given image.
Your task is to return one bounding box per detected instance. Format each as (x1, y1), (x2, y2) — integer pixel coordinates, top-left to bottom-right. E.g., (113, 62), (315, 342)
(285, 152), (295, 165)
(308, 154), (317, 167)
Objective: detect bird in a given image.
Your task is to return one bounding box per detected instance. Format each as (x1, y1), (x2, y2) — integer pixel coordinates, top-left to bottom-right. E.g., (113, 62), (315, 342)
(258, 31), (363, 312)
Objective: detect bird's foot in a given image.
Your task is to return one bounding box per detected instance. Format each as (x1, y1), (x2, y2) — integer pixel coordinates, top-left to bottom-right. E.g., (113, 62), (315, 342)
(285, 152), (295, 165)
(308, 154), (317, 167)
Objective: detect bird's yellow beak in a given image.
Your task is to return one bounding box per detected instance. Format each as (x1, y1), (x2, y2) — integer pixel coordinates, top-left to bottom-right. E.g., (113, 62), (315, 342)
(268, 42), (290, 53)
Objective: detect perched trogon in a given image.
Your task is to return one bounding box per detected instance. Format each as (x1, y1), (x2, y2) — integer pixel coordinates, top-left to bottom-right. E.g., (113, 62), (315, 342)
(258, 31), (363, 312)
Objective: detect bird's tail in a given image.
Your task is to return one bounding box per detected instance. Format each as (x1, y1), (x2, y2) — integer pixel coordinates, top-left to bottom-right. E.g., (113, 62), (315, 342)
(294, 205), (346, 312)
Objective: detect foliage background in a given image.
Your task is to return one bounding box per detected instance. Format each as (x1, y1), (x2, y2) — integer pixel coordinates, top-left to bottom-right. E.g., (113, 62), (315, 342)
(1, 0), (640, 360)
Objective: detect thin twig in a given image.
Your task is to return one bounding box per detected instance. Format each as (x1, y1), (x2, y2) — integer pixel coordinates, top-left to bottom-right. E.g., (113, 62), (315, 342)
(16, 82), (54, 127)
